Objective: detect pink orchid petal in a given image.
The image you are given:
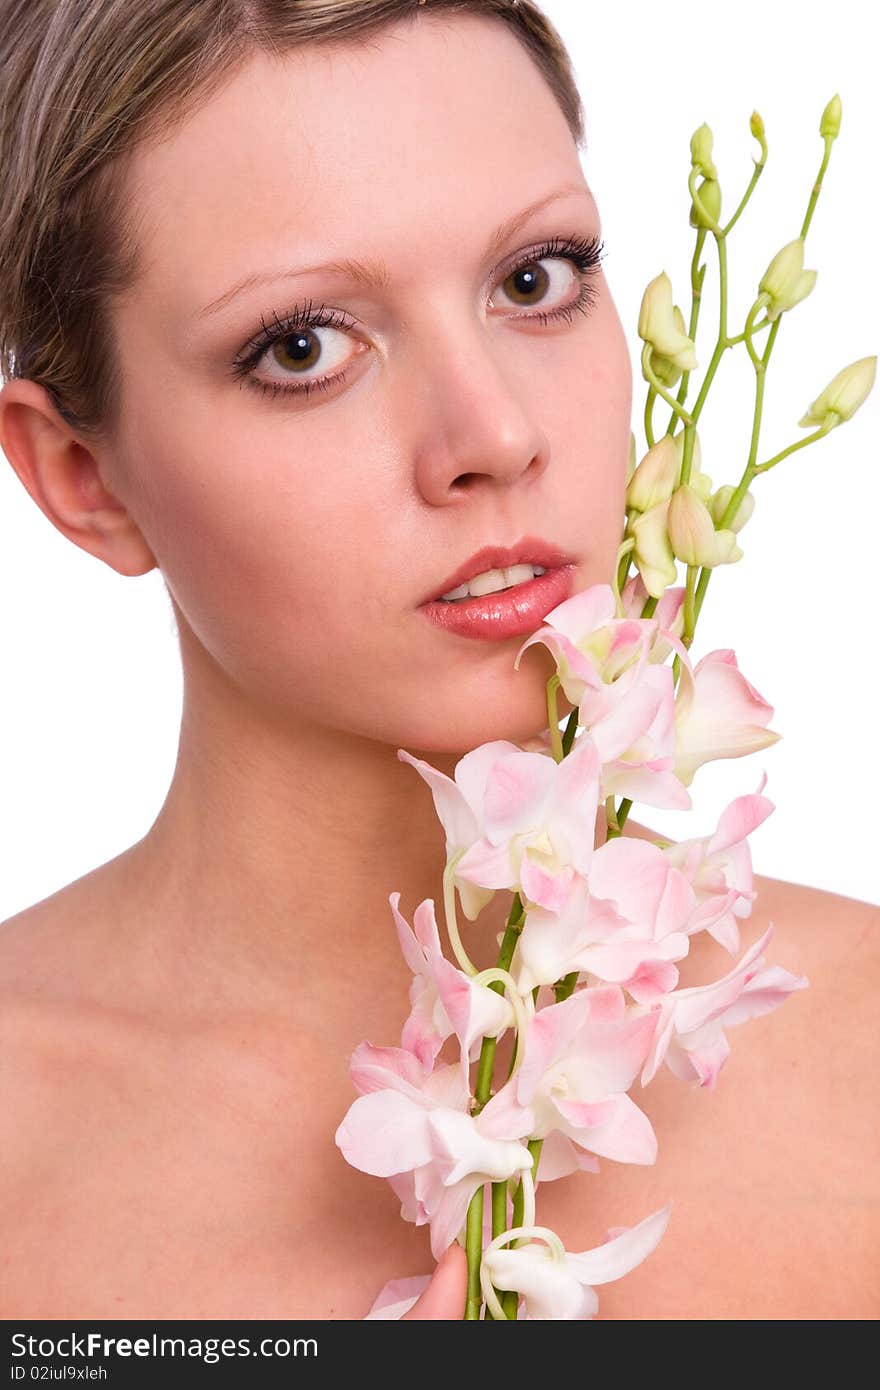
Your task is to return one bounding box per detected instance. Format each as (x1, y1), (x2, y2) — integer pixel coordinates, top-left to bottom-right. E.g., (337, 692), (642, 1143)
(453, 739), (524, 820)
(707, 789), (775, 858)
(427, 1110), (534, 1187)
(563, 1202), (672, 1285)
(429, 1183), (482, 1261)
(589, 683), (665, 762)
(482, 749), (559, 840)
(559, 1090), (658, 1166)
(719, 964), (809, 1027)
(335, 1091), (434, 1176)
(674, 649), (781, 785)
(601, 761), (692, 811)
(364, 1275), (430, 1319)
(455, 836), (516, 890)
(623, 956), (680, 1003)
(396, 748), (478, 849)
(348, 1040), (429, 1099)
(520, 854), (576, 912)
(389, 891), (427, 977)
(530, 1126), (599, 1181)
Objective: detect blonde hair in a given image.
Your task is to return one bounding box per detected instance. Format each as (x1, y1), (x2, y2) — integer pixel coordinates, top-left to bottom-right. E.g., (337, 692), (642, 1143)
(0, 0), (585, 442)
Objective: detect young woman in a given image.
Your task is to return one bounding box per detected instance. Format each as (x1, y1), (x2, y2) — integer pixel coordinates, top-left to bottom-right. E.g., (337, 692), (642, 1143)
(0, 0), (876, 1320)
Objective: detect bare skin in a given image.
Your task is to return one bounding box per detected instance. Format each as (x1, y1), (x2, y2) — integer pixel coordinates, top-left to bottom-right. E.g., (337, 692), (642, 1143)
(0, 14), (877, 1319)
(0, 818), (877, 1320)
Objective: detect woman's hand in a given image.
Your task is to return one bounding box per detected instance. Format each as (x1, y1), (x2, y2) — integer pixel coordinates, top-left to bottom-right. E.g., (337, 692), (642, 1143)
(400, 1243), (468, 1319)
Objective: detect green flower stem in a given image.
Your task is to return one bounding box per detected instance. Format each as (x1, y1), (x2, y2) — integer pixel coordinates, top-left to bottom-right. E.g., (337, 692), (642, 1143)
(752, 416), (837, 473)
(546, 675), (564, 762)
(644, 386), (657, 448)
(614, 537), (636, 611)
(473, 899), (526, 1110)
(491, 1178), (509, 1239)
(665, 230), (708, 439)
(483, 1178), (512, 1320)
(721, 151), (766, 237)
(683, 562), (697, 643)
(442, 851), (479, 977)
(678, 233), (730, 488)
(692, 130), (835, 629)
(802, 136), (834, 241)
(562, 708), (579, 757)
(467, 894), (526, 1315)
(465, 1183), (485, 1319)
(688, 167), (724, 237)
(727, 315), (771, 346)
(501, 1139), (545, 1319)
(641, 344), (695, 426)
(605, 795), (633, 841)
(640, 594), (658, 619)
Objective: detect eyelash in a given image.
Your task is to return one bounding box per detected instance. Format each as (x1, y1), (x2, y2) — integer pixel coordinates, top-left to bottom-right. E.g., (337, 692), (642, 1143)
(231, 231), (606, 402)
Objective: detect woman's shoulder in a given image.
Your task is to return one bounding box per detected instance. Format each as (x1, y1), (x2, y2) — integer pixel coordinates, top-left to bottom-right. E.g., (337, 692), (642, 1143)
(547, 818), (880, 1318)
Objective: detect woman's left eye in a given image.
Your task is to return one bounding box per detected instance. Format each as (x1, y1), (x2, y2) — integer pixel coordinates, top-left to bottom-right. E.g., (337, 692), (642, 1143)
(231, 232), (606, 402)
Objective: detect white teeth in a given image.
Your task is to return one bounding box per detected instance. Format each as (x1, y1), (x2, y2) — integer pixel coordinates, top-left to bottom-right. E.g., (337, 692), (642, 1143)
(440, 562), (548, 602)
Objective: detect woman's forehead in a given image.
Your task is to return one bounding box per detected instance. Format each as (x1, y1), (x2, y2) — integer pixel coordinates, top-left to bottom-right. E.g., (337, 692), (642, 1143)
(119, 18), (586, 317)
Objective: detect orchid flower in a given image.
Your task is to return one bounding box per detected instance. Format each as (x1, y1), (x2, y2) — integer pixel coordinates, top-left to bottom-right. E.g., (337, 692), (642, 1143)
(639, 924), (809, 1089)
(661, 774), (775, 954)
(514, 840), (694, 1002)
(335, 1043), (535, 1259)
(673, 647), (781, 786)
(389, 891), (514, 1074)
(400, 734), (601, 915)
(511, 984), (659, 1167)
(481, 1201), (673, 1320)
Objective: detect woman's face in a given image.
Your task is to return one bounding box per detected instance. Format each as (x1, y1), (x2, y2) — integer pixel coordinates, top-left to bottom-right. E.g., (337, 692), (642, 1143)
(106, 14), (632, 753)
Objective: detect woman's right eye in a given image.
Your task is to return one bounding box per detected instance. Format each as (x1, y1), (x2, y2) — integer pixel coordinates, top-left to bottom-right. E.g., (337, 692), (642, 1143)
(233, 232), (605, 401)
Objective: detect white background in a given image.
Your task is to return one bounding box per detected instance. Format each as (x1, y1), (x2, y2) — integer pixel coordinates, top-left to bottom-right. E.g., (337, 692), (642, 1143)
(1, 0), (877, 918)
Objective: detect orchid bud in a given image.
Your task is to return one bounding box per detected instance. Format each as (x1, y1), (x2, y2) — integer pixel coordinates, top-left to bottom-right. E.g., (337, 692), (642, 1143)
(671, 428), (711, 498)
(749, 110), (768, 165)
(758, 238), (817, 322)
(626, 436), (679, 513)
(820, 93), (841, 141)
(690, 122), (717, 178)
(639, 273), (699, 372)
(709, 485), (755, 533)
(798, 355), (877, 428)
(689, 176), (722, 229)
(668, 484), (742, 567)
(627, 500), (679, 598)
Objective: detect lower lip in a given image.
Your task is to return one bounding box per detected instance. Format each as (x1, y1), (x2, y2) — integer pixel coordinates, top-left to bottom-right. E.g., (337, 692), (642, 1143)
(418, 565), (577, 641)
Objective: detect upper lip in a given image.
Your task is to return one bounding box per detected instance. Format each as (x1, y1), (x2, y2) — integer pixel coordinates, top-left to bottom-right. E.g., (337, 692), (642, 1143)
(420, 535), (577, 604)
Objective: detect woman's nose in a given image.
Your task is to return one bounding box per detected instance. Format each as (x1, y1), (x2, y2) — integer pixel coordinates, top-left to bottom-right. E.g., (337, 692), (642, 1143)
(405, 309), (551, 505)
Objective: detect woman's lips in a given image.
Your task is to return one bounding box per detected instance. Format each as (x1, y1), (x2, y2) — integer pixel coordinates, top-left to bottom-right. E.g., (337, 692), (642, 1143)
(418, 564), (576, 641)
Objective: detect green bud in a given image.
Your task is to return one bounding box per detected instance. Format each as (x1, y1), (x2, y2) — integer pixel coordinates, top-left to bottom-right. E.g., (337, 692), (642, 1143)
(628, 501), (679, 598)
(690, 122), (717, 178)
(820, 93), (841, 141)
(668, 484), (742, 568)
(798, 355), (876, 428)
(758, 238), (817, 321)
(689, 176), (722, 229)
(709, 485), (755, 533)
(639, 274), (698, 372)
(626, 436), (679, 513)
(749, 109), (768, 165)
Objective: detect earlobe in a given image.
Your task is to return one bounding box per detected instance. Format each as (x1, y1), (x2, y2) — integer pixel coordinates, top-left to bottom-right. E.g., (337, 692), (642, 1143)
(0, 377), (158, 578)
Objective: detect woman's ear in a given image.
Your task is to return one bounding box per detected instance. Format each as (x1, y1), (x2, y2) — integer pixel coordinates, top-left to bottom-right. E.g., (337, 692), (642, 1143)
(0, 377), (157, 578)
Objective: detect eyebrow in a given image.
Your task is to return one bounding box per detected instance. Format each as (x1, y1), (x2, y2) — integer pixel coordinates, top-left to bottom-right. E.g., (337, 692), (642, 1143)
(197, 181), (593, 318)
